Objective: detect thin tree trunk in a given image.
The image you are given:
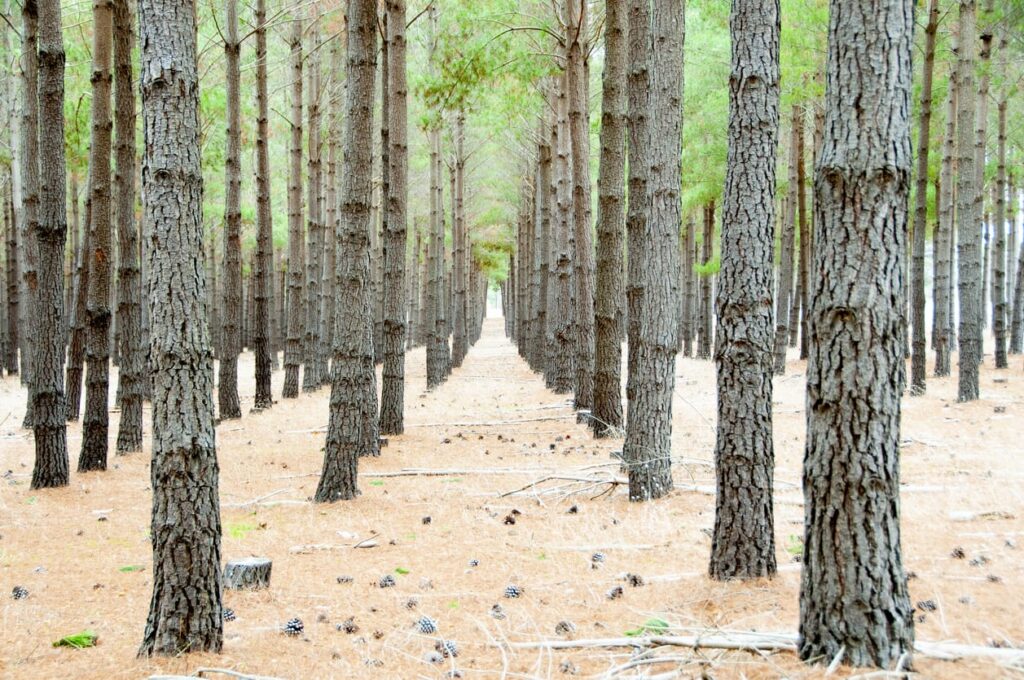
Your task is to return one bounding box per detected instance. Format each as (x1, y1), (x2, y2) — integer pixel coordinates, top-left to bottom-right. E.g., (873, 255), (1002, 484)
(137, 0), (223, 654)
(682, 216), (695, 357)
(19, 0), (40, 425)
(773, 115), (798, 375)
(315, 0), (379, 502)
(380, 0), (408, 434)
(252, 0), (273, 409)
(709, 0), (779, 581)
(66, 187), (90, 420)
(452, 112), (468, 367)
(550, 74), (574, 393)
(31, 0), (69, 488)
(303, 17), (324, 392)
(955, 0), (981, 401)
(217, 0), (242, 420)
(112, 0), (142, 451)
(592, 0), (626, 437)
(5, 178), (18, 375)
(624, 0), (683, 502)
(934, 54), (956, 377)
(282, 16), (304, 399)
(79, 0), (115, 472)
(799, 0), (915, 667)
(698, 202), (715, 360)
(797, 106), (809, 360)
(991, 32), (1008, 369)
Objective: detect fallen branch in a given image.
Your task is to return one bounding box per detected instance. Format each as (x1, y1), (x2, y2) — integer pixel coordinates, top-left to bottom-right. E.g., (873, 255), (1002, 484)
(405, 415), (576, 428)
(223, 489), (291, 508)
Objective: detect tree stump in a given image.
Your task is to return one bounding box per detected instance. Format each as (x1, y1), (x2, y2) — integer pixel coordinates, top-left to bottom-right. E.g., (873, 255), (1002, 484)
(223, 557), (272, 590)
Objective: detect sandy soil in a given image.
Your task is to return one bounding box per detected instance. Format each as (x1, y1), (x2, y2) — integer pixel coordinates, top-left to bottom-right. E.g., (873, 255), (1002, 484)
(1, 318), (1022, 679)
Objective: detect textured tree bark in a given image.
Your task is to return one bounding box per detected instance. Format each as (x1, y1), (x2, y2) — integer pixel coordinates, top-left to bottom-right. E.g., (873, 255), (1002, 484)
(796, 108), (809, 360)
(66, 189), (90, 420)
(1011, 228), (1024, 354)
(592, 0), (626, 437)
(380, 0), (408, 435)
(19, 0), (40, 426)
(709, 0), (779, 581)
(5, 173), (19, 376)
(773, 117), (798, 375)
(223, 558), (271, 590)
(252, 0), (274, 410)
(550, 74), (575, 394)
(934, 63), (956, 377)
(321, 38), (341, 372)
(698, 201), (714, 360)
(799, 0), (915, 667)
(991, 35), (1008, 370)
(315, 0), (379, 503)
(681, 217), (695, 357)
(955, 0), (980, 402)
(451, 111), (468, 368)
(624, 0), (682, 502)
(303, 18), (324, 392)
(973, 1), (994, 347)
(112, 0), (142, 452)
(137, 0), (223, 655)
(537, 115), (553, 381)
(79, 0), (114, 472)
(566, 0), (594, 414)
(31, 0), (69, 488)
(282, 16), (304, 400)
(910, 0), (939, 394)
(217, 0), (242, 421)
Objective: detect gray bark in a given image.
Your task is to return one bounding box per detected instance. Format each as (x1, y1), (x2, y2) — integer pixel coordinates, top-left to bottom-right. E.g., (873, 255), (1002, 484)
(282, 16), (304, 399)
(19, 0), (39, 424)
(303, 18), (324, 392)
(773, 115), (799, 375)
(252, 0), (274, 410)
(624, 0), (683, 502)
(66, 186), (90, 420)
(710, 0), (779, 581)
(79, 0), (114, 472)
(315, 0), (379, 503)
(697, 201), (714, 360)
(137, 0), (223, 654)
(991, 34), (1007, 369)
(31, 0), (69, 488)
(799, 0), (915, 667)
(550, 75), (574, 394)
(380, 0), (407, 435)
(451, 111), (468, 367)
(934, 58), (956, 377)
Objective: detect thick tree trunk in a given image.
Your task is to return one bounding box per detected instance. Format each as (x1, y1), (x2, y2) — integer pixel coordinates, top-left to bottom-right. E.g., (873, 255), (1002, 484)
(709, 0), (779, 581)
(315, 0), (379, 503)
(252, 0), (273, 410)
(283, 16), (304, 399)
(217, 0), (242, 420)
(79, 0), (114, 472)
(910, 0), (939, 394)
(567, 0), (594, 413)
(137, 0), (223, 655)
(31, 0), (69, 488)
(624, 0), (683, 502)
(321, 38), (341, 373)
(380, 0), (408, 435)
(592, 0), (626, 437)
(799, 0), (915, 667)
(934, 61), (956, 377)
(19, 0), (40, 426)
(955, 0), (981, 401)
(112, 0), (142, 451)
(303, 18), (324, 392)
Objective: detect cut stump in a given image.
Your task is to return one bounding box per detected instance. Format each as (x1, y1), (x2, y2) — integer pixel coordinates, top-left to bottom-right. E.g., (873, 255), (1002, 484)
(223, 557), (272, 590)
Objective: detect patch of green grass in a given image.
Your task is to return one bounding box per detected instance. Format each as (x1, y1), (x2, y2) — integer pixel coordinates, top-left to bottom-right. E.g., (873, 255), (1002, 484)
(226, 521), (257, 540)
(369, 480), (384, 487)
(624, 618), (670, 637)
(53, 630), (98, 648)
(395, 567), (410, 575)
(118, 565), (144, 573)
(786, 535), (804, 558)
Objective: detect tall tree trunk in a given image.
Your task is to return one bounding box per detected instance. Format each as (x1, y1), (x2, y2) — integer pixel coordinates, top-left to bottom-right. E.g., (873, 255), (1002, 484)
(537, 117), (553, 381)
(709, 0), (779, 581)
(252, 0), (274, 409)
(681, 216), (695, 357)
(112, 0), (142, 451)
(217, 0), (242, 420)
(31, 0), (69, 488)
(315, 0), (379, 502)
(451, 112), (468, 367)
(66, 187), (90, 420)
(19, 0), (40, 425)
(282, 16), (304, 399)
(698, 201), (715, 360)
(137, 0), (223, 654)
(909, 0), (939, 393)
(934, 56), (956, 377)
(799, 0), (915, 667)
(955, 0), (981, 401)
(5, 179), (18, 375)
(797, 106), (810, 360)
(592, 0), (626, 437)
(567, 0), (594, 413)
(321, 37), (341, 374)
(550, 74), (575, 393)
(1010, 221), (1024, 354)
(380, 0), (408, 435)
(303, 17), (324, 392)
(624, 0), (683, 502)
(773, 117), (798, 375)
(991, 33), (1008, 369)
(79, 0), (114, 472)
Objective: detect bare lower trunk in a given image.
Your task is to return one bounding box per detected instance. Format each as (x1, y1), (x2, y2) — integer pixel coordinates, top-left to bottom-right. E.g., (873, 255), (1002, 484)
(991, 36), (1008, 369)
(316, 0), (379, 502)
(19, 1), (40, 426)
(698, 201), (714, 360)
(303, 19), (324, 392)
(799, 0), (915, 667)
(550, 75), (574, 393)
(137, 0), (223, 654)
(66, 190), (90, 420)
(681, 217), (695, 357)
(283, 17), (304, 399)
(934, 59), (956, 377)
(252, 0), (273, 410)
(79, 0), (114, 473)
(31, 0), (69, 488)
(709, 0), (779, 581)
(624, 0), (683, 502)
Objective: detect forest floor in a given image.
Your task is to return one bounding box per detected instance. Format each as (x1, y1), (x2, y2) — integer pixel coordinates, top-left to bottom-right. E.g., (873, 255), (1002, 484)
(1, 319), (1022, 680)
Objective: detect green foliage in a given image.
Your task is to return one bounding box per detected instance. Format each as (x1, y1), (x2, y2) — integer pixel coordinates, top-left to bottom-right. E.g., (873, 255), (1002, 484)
(624, 618), (671, 637)
(52, 630), (99, 649)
